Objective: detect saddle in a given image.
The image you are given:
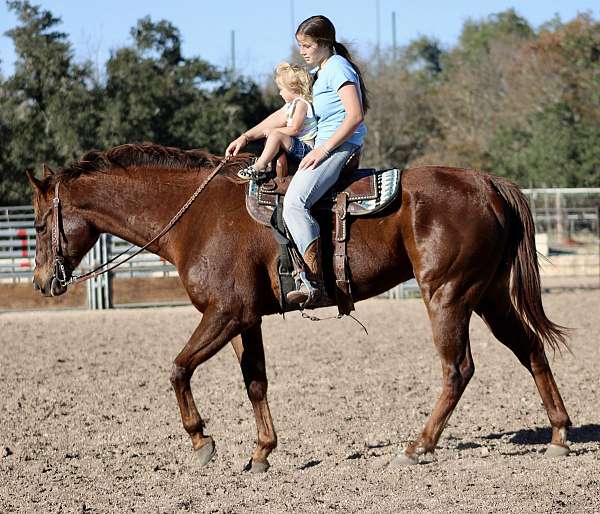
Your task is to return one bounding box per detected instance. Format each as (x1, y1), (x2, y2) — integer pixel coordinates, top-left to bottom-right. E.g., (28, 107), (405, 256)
(245, 151), (402, 315)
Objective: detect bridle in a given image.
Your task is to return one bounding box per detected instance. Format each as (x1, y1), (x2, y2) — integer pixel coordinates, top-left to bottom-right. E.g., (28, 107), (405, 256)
(42, 156), (231, 295)
(48, 180), (70, 295)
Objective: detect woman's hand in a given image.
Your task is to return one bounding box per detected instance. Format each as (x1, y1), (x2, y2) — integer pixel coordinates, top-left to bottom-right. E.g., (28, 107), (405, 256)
(298, 146), (330, 171)
(225, 134), (248, 156)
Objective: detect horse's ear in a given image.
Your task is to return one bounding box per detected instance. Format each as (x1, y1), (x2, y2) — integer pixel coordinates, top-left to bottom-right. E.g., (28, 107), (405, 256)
(42, 163), (55, 178)
(26, 170), (43, 191)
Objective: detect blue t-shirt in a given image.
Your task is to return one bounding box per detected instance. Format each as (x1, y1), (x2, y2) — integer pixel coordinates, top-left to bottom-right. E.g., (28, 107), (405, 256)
(311, 55), (367, 147)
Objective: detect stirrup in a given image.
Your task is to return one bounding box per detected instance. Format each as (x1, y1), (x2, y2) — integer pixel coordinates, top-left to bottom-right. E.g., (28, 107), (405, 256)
(286, 271), (321, 307)
(237, 165), (270, 182)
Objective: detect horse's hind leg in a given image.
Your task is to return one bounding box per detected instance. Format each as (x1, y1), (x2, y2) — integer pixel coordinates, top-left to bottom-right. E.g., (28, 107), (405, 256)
(476, 275), (572, 456)
(230, 322), (277, 473)
(393, 281), (475, 466)
(170, 306), (243, 465)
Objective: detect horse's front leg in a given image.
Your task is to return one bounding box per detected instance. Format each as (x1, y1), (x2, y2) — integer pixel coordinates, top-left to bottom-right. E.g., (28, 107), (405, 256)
(230, 321), (277, 473)
(170, 305), (243, 465)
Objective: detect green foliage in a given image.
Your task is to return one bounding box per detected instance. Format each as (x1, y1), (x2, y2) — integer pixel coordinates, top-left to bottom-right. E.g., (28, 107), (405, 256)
(490, 103), (600, 187)
(459, 9), (534, 58)
(408, 10), (600, 187)
(97, 16), (272, 151)
(406, 36), (444, 76)
(0, 0), (99, 203)
(362, 49), (441, 169)
(0, 6), (272, 204)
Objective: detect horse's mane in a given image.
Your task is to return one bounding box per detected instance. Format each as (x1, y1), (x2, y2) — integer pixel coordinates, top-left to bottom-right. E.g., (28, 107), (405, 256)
(55, 143), (251, 182)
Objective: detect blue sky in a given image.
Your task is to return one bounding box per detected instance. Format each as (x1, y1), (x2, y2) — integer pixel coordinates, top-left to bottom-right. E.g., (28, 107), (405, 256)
(1, 1), (597, 83)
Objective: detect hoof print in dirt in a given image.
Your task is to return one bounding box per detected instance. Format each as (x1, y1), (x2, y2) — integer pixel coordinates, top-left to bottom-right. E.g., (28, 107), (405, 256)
(346, 451), (362, 460)
(299, 459), (321, 470)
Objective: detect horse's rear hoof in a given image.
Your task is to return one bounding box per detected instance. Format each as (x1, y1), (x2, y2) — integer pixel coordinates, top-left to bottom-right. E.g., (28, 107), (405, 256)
(388, 451), (419, 467)
(545, 444), (570, 457)
(193, 438), (216, 466)
(243, 458), (270, 473)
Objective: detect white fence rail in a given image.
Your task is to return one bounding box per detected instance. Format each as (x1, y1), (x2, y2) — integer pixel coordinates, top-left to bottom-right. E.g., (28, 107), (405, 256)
(0, 206), (177, 309)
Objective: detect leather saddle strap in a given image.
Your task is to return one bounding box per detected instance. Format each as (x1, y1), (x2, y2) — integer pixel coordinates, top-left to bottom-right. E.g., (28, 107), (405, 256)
(334, 192), (354, 316)
(270, 200), (296, 312)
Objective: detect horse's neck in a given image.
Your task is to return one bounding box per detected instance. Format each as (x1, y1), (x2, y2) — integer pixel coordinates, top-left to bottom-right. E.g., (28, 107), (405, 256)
(73, 170), (192, 260)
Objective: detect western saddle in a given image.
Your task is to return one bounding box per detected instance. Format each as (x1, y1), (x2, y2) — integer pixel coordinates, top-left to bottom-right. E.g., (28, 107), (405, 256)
(245, 151), (402, 315)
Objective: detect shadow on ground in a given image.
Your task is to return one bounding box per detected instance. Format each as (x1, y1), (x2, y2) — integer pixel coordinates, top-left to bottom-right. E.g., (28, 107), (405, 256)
(482, 424), (600, 445)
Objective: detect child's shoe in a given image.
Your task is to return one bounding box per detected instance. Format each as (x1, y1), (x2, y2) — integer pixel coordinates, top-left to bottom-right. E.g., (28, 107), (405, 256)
(237, 165), (271, 181)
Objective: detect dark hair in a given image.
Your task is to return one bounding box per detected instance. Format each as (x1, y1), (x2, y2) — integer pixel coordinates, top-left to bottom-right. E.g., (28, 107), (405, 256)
(296, 15), (369, 113)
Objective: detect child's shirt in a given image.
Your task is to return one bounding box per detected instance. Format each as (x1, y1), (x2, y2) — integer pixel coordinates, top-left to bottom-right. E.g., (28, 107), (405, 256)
(285, 98), (317, 144)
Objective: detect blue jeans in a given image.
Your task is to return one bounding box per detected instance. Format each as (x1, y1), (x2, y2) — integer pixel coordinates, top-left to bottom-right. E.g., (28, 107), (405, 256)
(283, 141), (360, 255)
(287, 137), (313, 164)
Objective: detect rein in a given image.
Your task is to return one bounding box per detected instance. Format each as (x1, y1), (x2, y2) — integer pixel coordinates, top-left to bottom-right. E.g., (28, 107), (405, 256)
(48, 156), (231, 291)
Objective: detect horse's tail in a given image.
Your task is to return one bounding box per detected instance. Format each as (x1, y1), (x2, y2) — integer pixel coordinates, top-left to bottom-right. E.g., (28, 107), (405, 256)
(489, 175), (569, 353)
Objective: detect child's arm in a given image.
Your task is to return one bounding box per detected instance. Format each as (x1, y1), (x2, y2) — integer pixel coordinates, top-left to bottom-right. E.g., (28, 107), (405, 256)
(246, 107), (287, 139)
(276, 101), (308, 137)
(226, 106), (287, 156)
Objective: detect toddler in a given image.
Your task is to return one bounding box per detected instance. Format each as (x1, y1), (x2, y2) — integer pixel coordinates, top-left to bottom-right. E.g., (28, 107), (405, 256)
(234, 62), (317, 180)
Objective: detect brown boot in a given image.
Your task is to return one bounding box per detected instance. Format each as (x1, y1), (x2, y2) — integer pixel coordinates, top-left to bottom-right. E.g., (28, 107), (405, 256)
(286, 238), (323, 306)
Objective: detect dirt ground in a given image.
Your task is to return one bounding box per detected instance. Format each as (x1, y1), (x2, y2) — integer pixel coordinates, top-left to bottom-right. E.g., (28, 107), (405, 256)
(0, 291), (599, 513)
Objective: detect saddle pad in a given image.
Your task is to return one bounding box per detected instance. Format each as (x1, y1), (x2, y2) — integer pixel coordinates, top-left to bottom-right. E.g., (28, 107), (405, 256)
(347, 167), (401, 215)
(246, 168), (401, 226)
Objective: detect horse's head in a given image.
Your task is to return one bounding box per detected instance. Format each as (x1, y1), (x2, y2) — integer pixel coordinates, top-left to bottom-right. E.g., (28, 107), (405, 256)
(27, 165), (100, 297)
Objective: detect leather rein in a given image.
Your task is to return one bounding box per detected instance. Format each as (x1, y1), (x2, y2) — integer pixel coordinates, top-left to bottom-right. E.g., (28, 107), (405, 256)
(46, 156), (231, 293)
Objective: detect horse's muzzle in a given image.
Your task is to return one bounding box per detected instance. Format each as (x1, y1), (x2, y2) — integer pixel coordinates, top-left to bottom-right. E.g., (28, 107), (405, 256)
(34, 276), (67, 297)
(50, 277), (68, 297)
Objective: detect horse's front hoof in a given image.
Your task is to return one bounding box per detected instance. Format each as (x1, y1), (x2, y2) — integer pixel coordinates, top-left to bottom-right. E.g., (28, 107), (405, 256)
(545, 443), (570, 458)
(388, 451), (419, 467)
(193, 437), (216, 466)
(243, 458), (270, 473)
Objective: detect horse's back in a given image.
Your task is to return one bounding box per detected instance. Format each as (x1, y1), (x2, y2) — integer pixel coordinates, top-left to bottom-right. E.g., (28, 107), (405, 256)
(400, 165), (508, 229)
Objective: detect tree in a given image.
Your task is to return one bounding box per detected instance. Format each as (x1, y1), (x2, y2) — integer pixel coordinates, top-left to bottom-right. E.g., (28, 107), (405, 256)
(458, 9), (533, 61)
(414, 10), (535, 170)
(0, 0), (98, 204)
(98, 16), (270, 154)
(362, 47), (440, 169)
(487, 14), (600, 186)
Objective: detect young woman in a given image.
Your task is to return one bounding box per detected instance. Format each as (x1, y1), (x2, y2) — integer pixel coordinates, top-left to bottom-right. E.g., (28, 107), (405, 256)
(226, 15), (368, 306)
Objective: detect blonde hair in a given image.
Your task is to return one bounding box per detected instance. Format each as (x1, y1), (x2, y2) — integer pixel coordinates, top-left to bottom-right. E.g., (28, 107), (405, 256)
(275, 62), (313, 101)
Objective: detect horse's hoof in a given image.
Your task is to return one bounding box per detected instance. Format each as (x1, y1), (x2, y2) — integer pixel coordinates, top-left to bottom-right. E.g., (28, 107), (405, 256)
(243, 458), (270, 473)
(388, 451), (419, 467)
(545, 444), (570, 458)
(193, 438), (216, 466)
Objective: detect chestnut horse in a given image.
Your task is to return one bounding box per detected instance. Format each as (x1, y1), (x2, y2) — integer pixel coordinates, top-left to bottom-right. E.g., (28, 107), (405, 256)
(27, 143), (571, 471)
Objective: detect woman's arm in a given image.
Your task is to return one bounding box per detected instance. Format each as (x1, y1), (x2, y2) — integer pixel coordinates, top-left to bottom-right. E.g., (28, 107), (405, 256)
(225, 107), (287, 156)
(276, 101), (308, 137)
(298, 82), (363, 170)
